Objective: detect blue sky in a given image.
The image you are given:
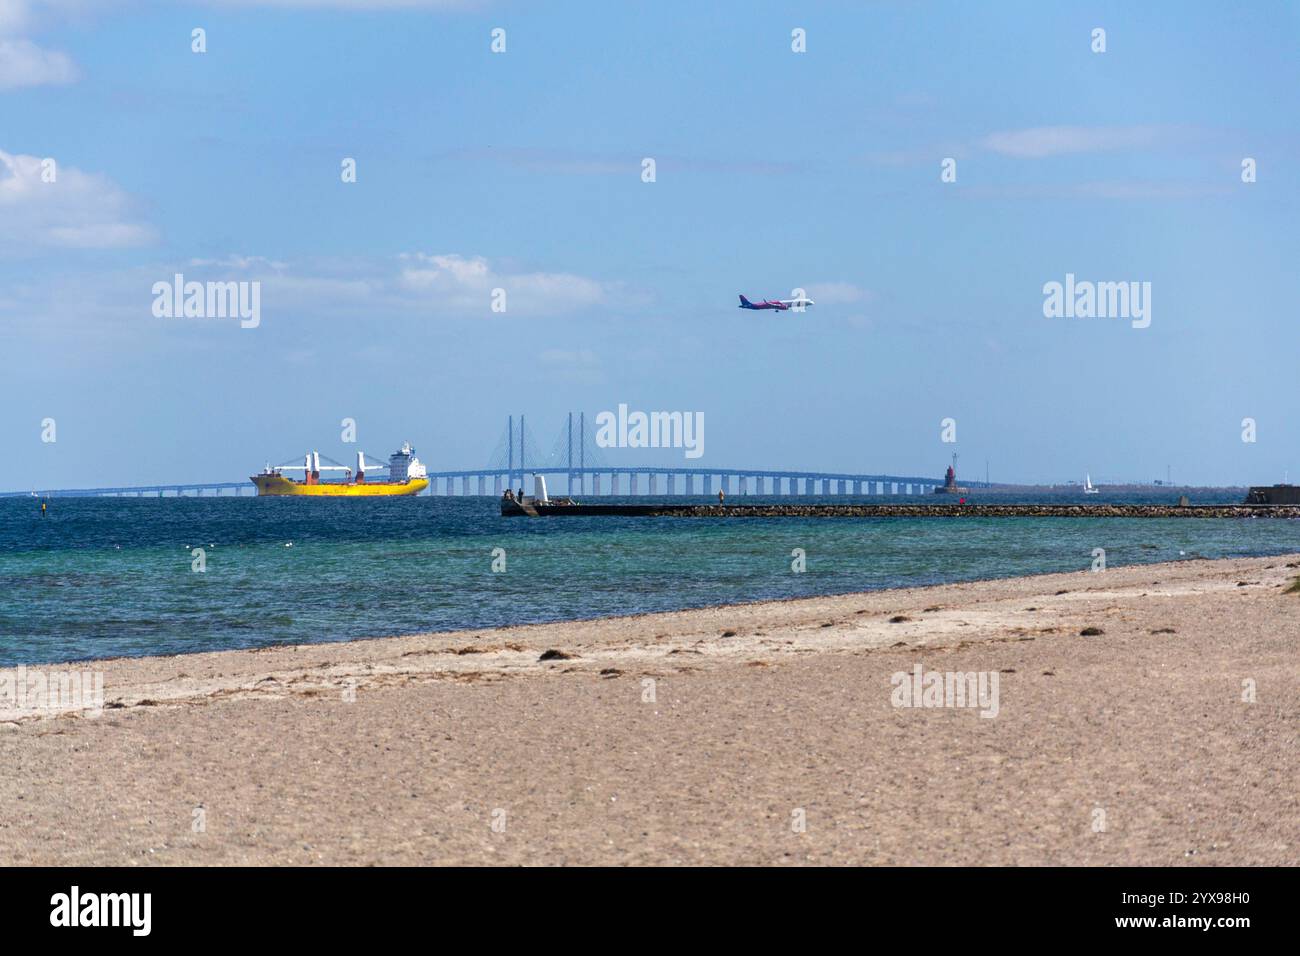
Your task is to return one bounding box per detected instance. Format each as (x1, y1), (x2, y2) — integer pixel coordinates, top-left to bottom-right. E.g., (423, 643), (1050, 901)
(3, 0), (1298, 488)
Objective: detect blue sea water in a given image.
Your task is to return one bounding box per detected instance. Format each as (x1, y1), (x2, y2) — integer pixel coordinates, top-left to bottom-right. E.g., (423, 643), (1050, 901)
(2, 491), (1298, 665)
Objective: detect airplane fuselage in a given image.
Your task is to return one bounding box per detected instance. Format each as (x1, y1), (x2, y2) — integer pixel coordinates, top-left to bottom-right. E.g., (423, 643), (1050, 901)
(738, 294), (814, 311)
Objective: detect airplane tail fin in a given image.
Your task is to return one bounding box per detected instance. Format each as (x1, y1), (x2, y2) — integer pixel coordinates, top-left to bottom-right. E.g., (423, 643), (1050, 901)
(738, 294), (752, 307)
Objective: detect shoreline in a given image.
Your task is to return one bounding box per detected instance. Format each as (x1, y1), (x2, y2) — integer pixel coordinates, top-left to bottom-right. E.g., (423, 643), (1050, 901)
(13, 544), (1300, 670)
(3, 552), (1298, 865)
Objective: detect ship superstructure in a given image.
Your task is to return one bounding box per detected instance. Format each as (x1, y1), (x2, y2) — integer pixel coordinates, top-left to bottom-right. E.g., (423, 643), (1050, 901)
(251, 443), (429, 496)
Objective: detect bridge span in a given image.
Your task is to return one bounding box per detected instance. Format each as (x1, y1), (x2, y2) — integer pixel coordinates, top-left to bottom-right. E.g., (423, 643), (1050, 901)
(0, 469), (981, 499)
(1, 413), (992, 498)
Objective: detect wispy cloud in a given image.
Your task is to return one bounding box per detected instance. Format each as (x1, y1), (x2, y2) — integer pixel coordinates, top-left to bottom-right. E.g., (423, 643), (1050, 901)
(0, 250), (619, 374)
(0, 37), (76, 88)
(864, 124), (1199, 168)
(0, 149), (154, 248)
(979, 125), (1185, 159)
(397, 252), (608, 315)
(0, 1), (79, 90)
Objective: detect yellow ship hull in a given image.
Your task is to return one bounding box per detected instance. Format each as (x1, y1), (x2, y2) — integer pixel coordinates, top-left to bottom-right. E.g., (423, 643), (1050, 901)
(251, 475), (429, 497)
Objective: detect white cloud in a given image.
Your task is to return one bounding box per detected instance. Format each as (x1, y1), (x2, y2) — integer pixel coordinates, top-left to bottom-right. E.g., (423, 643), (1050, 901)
(0, 37), (77, 90)
(0, 149), (154, 248)
(398, 252), (608, 315)
(0, 251), (617, 355)
(190, 254), (288, 271)
(0, 2), (80, 90)
(0, 0), (32, 34)
(980, 125), (1173, 159)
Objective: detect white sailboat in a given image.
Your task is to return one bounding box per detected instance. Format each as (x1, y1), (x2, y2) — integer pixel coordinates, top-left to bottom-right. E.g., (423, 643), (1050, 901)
(1083, 473), (1100, 495)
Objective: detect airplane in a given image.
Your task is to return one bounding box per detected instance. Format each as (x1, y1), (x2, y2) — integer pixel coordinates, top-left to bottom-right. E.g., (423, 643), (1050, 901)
(738, 293), (814, 312)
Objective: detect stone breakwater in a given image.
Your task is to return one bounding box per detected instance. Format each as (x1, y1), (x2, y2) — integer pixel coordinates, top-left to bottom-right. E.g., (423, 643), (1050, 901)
(506, 502), (1300, 518)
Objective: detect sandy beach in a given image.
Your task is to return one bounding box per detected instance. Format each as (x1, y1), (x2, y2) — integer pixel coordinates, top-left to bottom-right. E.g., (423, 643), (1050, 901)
(2, 553), (1297, 866)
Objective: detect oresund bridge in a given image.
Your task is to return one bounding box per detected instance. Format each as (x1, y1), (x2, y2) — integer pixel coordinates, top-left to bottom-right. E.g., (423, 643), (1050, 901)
(2, 413), (991, 499)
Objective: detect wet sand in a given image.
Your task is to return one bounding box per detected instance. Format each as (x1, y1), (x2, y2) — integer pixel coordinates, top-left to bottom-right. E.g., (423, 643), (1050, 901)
(2, 553), (1297, 865)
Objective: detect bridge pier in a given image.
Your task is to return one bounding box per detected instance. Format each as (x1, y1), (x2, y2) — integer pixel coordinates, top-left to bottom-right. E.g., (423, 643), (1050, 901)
(629, 473), (638, 495)
(648, 473), (657, 495)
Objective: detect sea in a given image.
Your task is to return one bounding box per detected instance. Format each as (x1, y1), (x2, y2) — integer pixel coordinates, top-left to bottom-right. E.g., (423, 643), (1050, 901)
(3, 489), (1298, 665)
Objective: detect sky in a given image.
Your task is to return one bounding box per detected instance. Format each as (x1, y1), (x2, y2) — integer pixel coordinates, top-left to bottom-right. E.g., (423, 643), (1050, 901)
(2, 0), (1298, 489)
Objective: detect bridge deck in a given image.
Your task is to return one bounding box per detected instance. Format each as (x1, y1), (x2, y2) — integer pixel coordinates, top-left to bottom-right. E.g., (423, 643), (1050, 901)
(2, 469), (977, 498)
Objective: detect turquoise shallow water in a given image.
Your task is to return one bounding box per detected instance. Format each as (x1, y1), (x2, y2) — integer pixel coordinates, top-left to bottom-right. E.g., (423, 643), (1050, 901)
(2, 493), (1298, 665)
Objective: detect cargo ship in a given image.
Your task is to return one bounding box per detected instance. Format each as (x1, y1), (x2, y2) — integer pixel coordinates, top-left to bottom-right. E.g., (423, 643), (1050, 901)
(251, 443), (429, 496)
